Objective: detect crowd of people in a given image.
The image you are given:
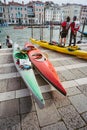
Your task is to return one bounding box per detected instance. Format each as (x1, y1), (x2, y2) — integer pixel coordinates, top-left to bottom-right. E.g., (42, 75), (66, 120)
(60, 16), (80, 47)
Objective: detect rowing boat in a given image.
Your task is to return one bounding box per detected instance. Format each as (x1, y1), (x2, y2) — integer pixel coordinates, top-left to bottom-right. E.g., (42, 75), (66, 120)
(24, 42), (67, 96)
(13, 43), (45, 109)
(30, 38), (87, 60)
(14, 26), (26, 29)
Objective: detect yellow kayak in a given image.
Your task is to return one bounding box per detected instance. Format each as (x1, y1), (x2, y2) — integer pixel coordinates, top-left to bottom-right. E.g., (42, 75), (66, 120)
(30, 38), (87, 60)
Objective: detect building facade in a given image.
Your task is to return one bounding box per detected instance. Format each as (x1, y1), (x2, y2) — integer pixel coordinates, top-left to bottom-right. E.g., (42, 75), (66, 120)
(80, 6), (87, 24)
(0, 0), (87, 25)
(61, 4), (82, 21)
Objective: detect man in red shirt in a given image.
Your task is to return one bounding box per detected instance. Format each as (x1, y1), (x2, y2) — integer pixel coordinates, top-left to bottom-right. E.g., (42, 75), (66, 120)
(60, 16), (70, 46)
(69, 16), (80, 46)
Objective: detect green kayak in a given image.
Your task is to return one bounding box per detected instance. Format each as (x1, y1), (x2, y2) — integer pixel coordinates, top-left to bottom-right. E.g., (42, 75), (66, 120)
(13, 44), (45, 109)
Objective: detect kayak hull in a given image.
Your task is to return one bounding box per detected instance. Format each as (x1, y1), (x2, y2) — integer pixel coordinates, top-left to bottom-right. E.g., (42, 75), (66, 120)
(13, 44), (45, 109)
(30, 38), (87, 60)
(24, 42), (67, 96)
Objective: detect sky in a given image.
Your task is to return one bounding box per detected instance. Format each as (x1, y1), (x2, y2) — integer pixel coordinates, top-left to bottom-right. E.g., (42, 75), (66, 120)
(1, 0), (87, 5)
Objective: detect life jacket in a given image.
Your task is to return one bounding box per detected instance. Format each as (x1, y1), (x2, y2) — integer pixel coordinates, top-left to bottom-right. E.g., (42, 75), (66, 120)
(61, 21), (70, 30)
(61, 21), (66, 27)
(74, 21), (80, 29)
(70, 20), (80, 32)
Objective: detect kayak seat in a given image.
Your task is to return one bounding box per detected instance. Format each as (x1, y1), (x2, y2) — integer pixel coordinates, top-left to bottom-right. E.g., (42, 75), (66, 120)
(32, 53), (42, 59)
(32, 53), (46, 61)
(15, 52), (28, 59)
(67, 46), (81, 51)
(58, 44), (65, 47)
(26, 46), (36, 51)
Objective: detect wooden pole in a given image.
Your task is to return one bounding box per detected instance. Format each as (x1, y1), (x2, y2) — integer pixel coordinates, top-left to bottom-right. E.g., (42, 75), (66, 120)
(31, 18), (33, 38)
(31, 26), (33, 38)
(81, 19), (86, 40)
(40, 17), (43, 40)
(50, 21), (53, 43)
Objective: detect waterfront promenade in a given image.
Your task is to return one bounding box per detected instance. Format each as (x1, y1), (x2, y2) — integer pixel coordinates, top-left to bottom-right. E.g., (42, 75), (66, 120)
(0, 43), (87, 130)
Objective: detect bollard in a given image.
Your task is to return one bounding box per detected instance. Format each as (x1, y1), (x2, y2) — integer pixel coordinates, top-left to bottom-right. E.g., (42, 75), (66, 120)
(0, 43), (2, 49)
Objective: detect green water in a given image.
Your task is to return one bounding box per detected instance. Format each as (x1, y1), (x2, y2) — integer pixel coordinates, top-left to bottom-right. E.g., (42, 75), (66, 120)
(0, 25), (87, 48)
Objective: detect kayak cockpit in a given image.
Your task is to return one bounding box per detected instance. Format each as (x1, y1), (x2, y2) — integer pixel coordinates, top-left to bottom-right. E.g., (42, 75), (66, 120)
(31, 53), (46, 61)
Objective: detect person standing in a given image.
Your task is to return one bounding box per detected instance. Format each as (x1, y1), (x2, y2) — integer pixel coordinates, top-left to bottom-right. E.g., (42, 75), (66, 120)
(60, 16), (70, 46)
(6, 35), (12, 48)
(69, 16), (80, 46)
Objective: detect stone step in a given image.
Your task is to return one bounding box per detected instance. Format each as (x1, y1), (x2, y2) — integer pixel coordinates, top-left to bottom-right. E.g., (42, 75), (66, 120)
(0, 48), (13, 53)
(0, 72), (27, 93)
(0, 76), (87, 102)
(0, 48), (13, 64)
(0, 63), (17, 74)
(0, 53), (13, 64)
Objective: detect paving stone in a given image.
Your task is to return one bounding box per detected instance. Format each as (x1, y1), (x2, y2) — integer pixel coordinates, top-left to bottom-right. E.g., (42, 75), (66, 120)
(78, 126), (87, 130)
(0, 79), (7, 93)
(19, 96), (36, 114)
(35, 99), (61, 127)
(65, 59), (77, 64)
(0, 54), (13, 64)
(16, 88), (30, 98)
(0, 99), (19, 117)
(81, 112), (87, 123)
(43, 92), (52, 100)
(77, 84), (87, 96)
(57, 72), (66, 82)
(41, 121), (67, 130)
(59, 60), (71, 66)
(58, 105), (86, 130)
(7, 77), (21, 91)
(60, 70), (75, 81)
(11, 65), (17, 73)
(35, 74), (47, 86)
(75, 77), (87, 86)
(70, 68), (86, 79)
(0, 91), (16, 102)
(0, 115), (20, 130)
(66, 86), (81, 96)
(21, 112), (40, 130)
(69, 94), (87, 113)
(62, 80), (78, 89)
(0, 48), (12, 53)
(51, 60), (63, 67)
(0, 64), (17, 74)
(20, 78), (27, 89)
(52, 92), (71, 108)
(73, 58), (86, 63)
(79, 67), (87, 76)
(65, 63), (87, 70)
(56, 66), (67, 71)
(0, 72), (20, 80)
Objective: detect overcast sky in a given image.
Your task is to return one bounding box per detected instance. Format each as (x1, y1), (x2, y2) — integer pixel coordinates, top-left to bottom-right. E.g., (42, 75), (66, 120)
(2, 0), (87, 5)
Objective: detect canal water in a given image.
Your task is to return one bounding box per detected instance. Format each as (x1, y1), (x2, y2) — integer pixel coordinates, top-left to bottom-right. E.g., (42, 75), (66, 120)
(0, 25), (87, 48)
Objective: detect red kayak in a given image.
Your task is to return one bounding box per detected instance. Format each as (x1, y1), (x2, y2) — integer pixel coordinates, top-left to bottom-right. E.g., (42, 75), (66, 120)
(24, 42), (67, 96)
